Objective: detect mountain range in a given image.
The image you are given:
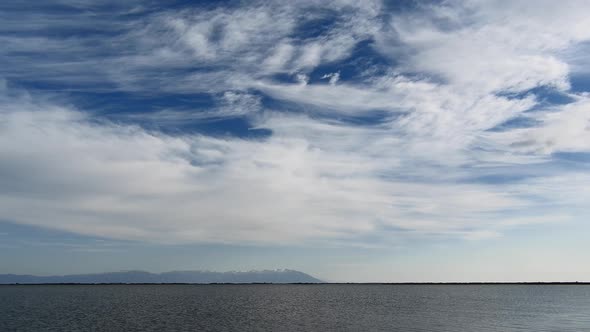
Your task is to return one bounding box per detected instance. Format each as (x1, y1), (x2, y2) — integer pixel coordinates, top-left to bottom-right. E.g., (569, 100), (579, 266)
(0, 269), (323, 284)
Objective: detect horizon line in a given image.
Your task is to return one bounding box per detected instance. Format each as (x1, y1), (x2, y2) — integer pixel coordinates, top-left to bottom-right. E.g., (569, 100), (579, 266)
(2, 282), (589, 286)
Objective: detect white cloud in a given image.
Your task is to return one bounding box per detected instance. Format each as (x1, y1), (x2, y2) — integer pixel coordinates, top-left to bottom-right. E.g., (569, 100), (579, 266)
(263, 43), (295, 72)
(321, 72), (340, 85)
(489, 96), (590, 154)
(0, 90), (584, 246)
(375, 0), (590, 93)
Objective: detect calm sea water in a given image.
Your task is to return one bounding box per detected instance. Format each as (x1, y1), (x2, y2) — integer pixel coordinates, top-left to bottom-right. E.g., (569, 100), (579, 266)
(1, 284), (589, 331)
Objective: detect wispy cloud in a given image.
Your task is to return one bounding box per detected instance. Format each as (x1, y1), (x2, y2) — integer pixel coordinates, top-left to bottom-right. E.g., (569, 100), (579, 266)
(0, 0), (589, 248)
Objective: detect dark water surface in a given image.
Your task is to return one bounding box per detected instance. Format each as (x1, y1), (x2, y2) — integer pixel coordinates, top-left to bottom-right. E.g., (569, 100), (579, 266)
(1, 284), (589, 331)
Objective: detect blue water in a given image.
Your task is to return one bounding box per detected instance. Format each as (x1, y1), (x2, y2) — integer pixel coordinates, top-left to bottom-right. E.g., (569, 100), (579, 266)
(1, 284), (589, 331)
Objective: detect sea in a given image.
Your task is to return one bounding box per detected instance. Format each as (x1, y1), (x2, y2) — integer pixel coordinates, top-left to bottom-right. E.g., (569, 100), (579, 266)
(1, 284), (589, 331)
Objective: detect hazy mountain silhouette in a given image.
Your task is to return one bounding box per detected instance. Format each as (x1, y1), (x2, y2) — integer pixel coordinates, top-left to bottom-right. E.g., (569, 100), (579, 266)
(0, 269), (323, 284)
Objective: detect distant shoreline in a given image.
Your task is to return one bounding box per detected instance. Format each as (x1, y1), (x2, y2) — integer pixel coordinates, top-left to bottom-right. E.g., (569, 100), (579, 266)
(1, 282), (589, 285)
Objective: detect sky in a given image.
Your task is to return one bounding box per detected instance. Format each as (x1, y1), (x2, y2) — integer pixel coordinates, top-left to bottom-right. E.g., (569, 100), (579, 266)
(1, 0), (590, 282)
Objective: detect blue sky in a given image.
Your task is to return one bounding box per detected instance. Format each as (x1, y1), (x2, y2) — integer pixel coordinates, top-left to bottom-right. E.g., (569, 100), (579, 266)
(1, 0), (590, 282)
